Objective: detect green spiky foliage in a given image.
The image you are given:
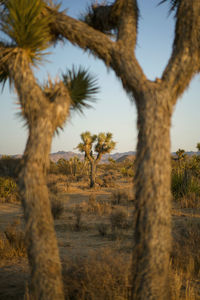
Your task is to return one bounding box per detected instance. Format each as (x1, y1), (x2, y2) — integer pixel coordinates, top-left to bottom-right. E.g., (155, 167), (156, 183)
(62, 66), (99, 114)
(77, 131), (116, 157)
(0, 0), (54, 64)
(77, 131), (97, 158)
(95, 132), (116, 155)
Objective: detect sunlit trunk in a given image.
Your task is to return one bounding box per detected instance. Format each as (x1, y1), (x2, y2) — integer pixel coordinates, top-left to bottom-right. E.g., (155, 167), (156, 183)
(131, 89), (173, 300)
(9, 56), (69, 299)
(19, 118), (65, 300)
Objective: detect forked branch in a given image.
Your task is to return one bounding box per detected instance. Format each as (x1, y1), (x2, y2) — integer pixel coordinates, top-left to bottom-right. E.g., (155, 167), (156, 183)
(114, 0), (139, 51)
(47, 6), (114, 65)
(161, 0), (200, 102)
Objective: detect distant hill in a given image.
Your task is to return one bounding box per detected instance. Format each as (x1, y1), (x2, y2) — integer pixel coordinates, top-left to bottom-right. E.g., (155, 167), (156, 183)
(50, 151), (136, 163)
(1, 151), (200, 163)
(49, 151), (83, 162)
(116, 154), (135, 163)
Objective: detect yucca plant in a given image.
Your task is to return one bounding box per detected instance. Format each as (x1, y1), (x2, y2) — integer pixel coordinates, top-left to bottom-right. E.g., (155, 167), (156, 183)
(62, 66), (99, 114)
(77, 131), (116, 188)
(0, 1), (99, 299)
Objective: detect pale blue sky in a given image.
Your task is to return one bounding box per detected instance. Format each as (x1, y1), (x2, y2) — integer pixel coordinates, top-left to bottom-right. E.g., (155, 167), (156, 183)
(0, 0), (199, 155)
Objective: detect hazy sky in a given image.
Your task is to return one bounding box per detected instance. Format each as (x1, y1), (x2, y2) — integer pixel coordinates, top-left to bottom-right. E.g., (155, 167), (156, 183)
(0, 0), (199, 155)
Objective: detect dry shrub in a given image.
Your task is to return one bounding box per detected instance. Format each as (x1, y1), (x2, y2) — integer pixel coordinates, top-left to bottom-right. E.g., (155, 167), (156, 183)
(0, 219), (26, 259)
(111, 189), (130, 205)
(63, 249), (131, 300)
(0, 176), (20, 203)
(86, 194), (111, 216)
(172, 220), (200, 279)
(178, 193), (200, 209)
(73, 205), (83, 231)
(50, 194), (64, 219)
(97, 223), (109, 237)
(169, 267), (196, 300)
(101, 172), (116, 187)
(47, 174), (70, 194)
(110, 208), (129, 231)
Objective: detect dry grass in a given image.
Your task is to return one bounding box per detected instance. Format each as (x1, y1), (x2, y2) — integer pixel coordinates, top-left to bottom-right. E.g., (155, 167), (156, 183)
(0, 172), (200, 299)
(63, 249), (131, 300)
(0, 219), (26, 261)
(50, 194), (65, 219)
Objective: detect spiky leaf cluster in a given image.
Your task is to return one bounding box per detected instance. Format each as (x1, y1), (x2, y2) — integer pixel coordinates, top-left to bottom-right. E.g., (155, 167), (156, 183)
(77, 131), (97, 155)
(159, 0), (180, 14)
(0, 0), (53, 63)
(81, 2), (117, 35)
(77, 131), (116, 160)
(95, 132), (116, 154)
(62, 66), (99, 114)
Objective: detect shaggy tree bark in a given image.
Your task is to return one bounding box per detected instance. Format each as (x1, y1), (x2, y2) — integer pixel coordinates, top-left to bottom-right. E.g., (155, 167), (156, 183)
(47, 0), (200, 298)
(8, 52), (70, 300)
(89, 161), (97, 188)
(132, 87), (173, 299)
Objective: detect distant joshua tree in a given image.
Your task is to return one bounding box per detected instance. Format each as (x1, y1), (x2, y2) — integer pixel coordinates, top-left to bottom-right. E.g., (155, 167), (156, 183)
(197, 143), (200, 152)
(0, 1), (98, 298)
(176, 149), (186, 161)
(77, 131), (116, 187)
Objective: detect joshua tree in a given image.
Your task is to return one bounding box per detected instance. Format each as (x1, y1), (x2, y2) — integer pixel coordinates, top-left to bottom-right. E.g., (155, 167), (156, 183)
(0, 0), (98, 298)
(42, 1), (200, 299)
(176, 149), (186, 161)
(197, 143), (200, 152)
(77, 131), (116, 187)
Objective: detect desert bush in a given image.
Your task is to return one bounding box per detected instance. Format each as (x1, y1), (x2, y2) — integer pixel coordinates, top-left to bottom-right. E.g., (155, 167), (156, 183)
(0, 176), (20, 203)
(50, 194), (64, 219)
(73, 205), (83, 231)
(97, 223), (109, 237)
(47, 174), (70, 194)
(63, 249), (131, 300)
(95, 177), (104, 187)
(0, 220), (26, 259)
(171, 167), (200, 207)
(169, 267), (196, 300)
(87, 194), (111, 216)
(120, 167), (134, 178)
(101, 172), (116, 187)
(111, 189), (130, 205)
(171, 220), (200, 278)
(0, 156), (21, 178)
(110, 208), (129, 231)
(178, 193), (200, 209)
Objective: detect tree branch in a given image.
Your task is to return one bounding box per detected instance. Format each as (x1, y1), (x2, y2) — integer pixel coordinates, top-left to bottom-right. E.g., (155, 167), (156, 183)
(114, 0), (139, 51)
(47, 3), (147, 102)
(47, 7), (115, 65)
(161, 0), (200, 102)
(110, 47), (147, 101)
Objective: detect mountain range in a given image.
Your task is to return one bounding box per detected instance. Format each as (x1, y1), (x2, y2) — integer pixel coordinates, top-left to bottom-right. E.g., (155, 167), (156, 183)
(0, 151), (200, 163)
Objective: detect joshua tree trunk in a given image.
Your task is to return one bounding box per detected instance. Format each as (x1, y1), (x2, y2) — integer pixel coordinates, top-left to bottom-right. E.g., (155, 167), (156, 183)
(8, 53), (70, 299)
(19, 118), (65, 300)
(89, 161), (97, 188)
(132, 89), (173, 300)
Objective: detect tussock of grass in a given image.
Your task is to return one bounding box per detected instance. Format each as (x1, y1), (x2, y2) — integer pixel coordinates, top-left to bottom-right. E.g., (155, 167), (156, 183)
(0, 220), (26, 260)
(50, 194), (65, 220)
(63, 249), (131, 300)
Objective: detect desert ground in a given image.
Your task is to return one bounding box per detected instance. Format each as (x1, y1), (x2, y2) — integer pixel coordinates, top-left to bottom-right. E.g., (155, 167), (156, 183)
(0, 157), (200, 299)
